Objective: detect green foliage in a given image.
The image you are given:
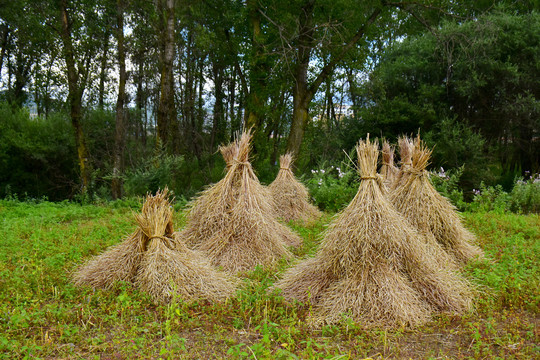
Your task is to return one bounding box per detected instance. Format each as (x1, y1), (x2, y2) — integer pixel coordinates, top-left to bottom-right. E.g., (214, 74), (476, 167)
(0, 103), (77, 200)
(466, 174), (540, 214)
(360, 11), (540, 187)
(304, 161), (358, 212)
(509, 174), (540, 213)
(429, 165), (467, 211)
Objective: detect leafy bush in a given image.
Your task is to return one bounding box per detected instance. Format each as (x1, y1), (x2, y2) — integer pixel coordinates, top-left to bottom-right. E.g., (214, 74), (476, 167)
(429, 165), (467, 211)
(465, 173), (540, 214)
(304, 161), (358, 212)
(509, 173), (540, 213)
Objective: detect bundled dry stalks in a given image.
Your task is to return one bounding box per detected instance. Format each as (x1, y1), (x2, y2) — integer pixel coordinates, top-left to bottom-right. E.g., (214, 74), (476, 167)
(74, 189), (236, 304)
(380, 140), (399, 188)
(275, 136), (472, 328)
(268, 153), (322, 224)
(393, 136), (415, 189)
(179, 130), (300, 273)
(390, 138), (484, 264)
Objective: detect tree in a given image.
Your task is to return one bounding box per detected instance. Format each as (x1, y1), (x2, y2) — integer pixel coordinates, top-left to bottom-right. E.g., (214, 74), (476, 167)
(155, 0), (177, 152)
(111, 0), (127, 199)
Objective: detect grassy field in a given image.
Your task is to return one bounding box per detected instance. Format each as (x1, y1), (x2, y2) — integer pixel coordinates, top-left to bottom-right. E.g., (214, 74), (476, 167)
(0, 199), (538, 359)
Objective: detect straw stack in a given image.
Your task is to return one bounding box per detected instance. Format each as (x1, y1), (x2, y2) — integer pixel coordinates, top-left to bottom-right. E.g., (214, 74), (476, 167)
(268, 153), (322, 224)
(380, 140), (399, 189)
(180, 130), (301, 273)
(275, 136), (472, 328)
(74, 189), (236, 304)
(390, 138), (484, 264)
(393, 136), (415, 189)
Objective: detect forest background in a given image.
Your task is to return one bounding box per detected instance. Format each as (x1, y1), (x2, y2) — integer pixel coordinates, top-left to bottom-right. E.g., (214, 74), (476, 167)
(0, 0), (538, 203)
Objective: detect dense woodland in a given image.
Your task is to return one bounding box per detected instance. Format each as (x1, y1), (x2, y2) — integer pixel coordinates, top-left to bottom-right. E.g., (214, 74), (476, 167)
(0, 0), (538, 201)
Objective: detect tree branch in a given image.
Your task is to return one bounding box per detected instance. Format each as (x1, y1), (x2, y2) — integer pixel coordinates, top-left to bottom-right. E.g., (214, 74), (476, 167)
(308, 7), (382, 97)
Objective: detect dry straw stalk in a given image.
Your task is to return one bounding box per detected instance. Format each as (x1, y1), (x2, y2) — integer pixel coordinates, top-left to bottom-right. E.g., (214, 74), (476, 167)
(380, 140), (399, 188)
(276, 136), (472, 328)
(390, 137), (484, 264)
(74, 189), (236, 304)
(179, 130), (301, 273)
(268, 153), (322, 224)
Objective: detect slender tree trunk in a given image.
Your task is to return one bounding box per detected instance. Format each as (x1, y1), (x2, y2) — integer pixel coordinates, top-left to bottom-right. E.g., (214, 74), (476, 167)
(228, 66), (238, 138)
(112, 0), (127, 199)
(59, 0), (91, 194)
(245, 0), (268, 133)
(156, 0), (176, 151)
(210, 61), (224, 152)
(135, 52), (144, 142)
(0, 25), (9, 80)
(98, 31), (110, 109)
(286, 6), (381, 158)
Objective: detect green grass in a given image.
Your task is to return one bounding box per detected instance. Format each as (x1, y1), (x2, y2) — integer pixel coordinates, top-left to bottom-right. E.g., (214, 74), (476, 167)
(0, 199), (538, 359)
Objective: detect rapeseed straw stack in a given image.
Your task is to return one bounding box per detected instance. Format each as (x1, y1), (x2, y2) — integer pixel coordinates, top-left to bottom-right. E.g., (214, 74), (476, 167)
(133, 190), (236, 304)
(73, 202), (154, 289)
(390, 138), (484, 264)
(180, 130), (300, 273)
(268, 153), (322, 224)
(380, 140), (399, 188)
(276, 136), (472, 328)
(393, 136), (415, 189)
(74, 189), (236, 304)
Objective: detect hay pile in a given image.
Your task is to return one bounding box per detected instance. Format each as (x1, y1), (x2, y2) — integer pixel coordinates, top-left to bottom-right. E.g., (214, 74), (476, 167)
(380, 140), (399, 188)
(275, 136), (472, 328)
(392, 136), (415, 189)
(180, 130), (301, 273)
(73, 189), (236, 304)
(268, 153), (322, 224)
(390, 139), (484, 264)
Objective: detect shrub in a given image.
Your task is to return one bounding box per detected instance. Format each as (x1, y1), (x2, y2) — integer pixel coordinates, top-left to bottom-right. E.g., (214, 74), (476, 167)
(304, 162), (358, 212)
(509, 173), (540, 214)
(429, 166), (467, 211)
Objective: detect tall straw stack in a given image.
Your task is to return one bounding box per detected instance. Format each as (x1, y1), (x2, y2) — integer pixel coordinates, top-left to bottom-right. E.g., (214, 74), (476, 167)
(390, 138), (484, 264)
(380, 140), (399, 188)
(74, 189), (236, 304)
(393, 136), (415, 189)
(275, 136), (472, 328)
(268, 153), (322, 224)
(180, 130), (301, 273)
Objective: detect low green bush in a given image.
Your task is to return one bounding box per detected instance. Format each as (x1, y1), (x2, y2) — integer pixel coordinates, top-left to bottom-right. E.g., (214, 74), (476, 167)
(304, 161), (358, 212)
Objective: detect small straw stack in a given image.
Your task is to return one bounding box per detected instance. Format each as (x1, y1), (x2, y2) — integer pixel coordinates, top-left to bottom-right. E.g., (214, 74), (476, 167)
(268, 153), (322, 224)
(393, 136), (415, 189)
(390, 138), (484, 264)
(275, 136), (472, 328)
(180, 130), (301, 273)
(380, 140), (399, 189)
(74, 189), (236, 304)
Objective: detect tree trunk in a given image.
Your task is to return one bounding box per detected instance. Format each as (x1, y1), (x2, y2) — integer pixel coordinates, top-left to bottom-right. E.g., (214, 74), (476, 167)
(210, 61), (225, 152)
(156, 0), (176, 151)
(0, 25), (9, 80)
(286, 6), (381, 158)
(98, 31), (110, 109)
(59, 0), (91, 194)
(112, 0), (127, 199)
(245, 0), (268, 134)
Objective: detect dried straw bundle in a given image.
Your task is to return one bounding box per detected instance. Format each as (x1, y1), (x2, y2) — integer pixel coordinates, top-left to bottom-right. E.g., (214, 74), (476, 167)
(72, 190), (173, 290)
(393, 136), (415, 189)
(268, 153), (322, 224)
(275, 137), (472, 328)
(390, 139), (484, 264)
(180, 130), (299, 273)
(74, 189), (236, 304)
(380, 140), (399, 188)
(72, 193), (159, 289)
